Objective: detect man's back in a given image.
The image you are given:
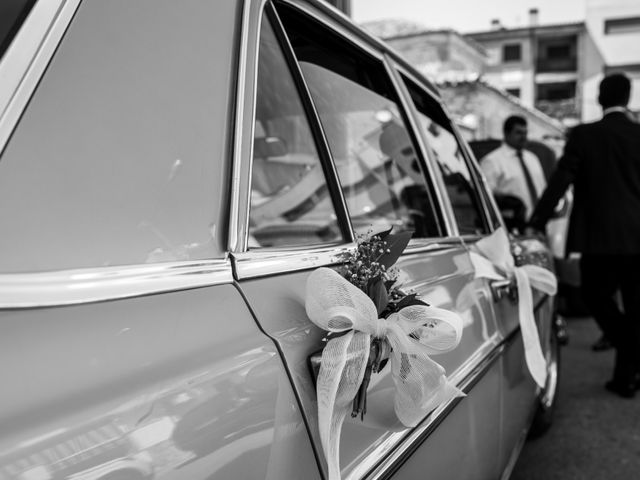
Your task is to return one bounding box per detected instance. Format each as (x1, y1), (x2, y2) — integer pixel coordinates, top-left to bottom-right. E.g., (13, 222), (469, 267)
(533, 112), (640, 254)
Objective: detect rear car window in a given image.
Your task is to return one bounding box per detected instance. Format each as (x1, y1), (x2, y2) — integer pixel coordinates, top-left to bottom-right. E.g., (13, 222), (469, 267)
(0, 0), (239, 272)
(0, 0), (36, 60)
(278, 6), (442, 239)
(401, 76), (489, 236)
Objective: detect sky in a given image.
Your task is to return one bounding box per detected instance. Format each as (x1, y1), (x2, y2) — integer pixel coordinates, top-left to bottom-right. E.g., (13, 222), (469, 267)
(351, 0), (586, 33)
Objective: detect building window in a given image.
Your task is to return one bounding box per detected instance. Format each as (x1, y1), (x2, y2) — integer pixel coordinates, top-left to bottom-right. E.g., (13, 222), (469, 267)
(605, 16), (640, 35)
(506, 88), (521, 98)
(546, 44), (571, 60)
(503, 43), (522, 62)
(537, 81), (576, 101)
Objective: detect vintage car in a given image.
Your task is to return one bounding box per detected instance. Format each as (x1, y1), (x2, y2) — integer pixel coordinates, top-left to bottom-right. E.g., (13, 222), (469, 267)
(0, 1), (559, 479)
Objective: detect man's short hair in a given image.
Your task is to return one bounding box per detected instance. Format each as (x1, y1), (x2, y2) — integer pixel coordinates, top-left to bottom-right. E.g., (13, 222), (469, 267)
(599, 73), (631, 108)
(503, 115), (527, 135)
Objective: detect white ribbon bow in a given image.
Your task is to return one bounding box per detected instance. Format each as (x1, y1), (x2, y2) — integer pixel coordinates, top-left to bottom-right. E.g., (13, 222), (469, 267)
(306, 267), (463, 480)
(469, 227), (557, 388)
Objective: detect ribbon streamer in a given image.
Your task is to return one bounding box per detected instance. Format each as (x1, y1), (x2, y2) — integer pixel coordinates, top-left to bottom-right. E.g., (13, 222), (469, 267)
(469, 228), (557, 388)
(306, 267), (463, 480)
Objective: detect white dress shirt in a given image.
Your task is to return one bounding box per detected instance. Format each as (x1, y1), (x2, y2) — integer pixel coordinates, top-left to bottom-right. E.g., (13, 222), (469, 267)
(480, 143), (547, 218)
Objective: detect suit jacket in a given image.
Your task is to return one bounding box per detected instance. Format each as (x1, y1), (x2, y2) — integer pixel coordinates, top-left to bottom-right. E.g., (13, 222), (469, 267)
(529, 112), (640, 255)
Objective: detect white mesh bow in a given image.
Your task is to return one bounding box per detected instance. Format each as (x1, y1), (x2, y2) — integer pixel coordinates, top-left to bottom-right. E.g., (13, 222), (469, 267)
(470, 227), (557, 388)
(306, 267), (463, 480)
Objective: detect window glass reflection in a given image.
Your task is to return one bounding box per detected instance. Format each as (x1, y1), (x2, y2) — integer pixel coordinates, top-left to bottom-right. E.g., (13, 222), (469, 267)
(249, 17), (342, 248)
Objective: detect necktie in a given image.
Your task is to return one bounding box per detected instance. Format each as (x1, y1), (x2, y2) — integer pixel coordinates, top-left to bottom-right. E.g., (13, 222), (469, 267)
(516, 149), (538, 206)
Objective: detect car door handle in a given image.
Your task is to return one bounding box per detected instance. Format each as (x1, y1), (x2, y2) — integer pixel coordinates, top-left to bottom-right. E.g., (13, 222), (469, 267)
(490, 278), (518, 303)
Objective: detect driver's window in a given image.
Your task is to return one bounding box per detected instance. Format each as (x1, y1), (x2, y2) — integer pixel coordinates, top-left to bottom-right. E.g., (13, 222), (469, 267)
(248, 16), (343, 248)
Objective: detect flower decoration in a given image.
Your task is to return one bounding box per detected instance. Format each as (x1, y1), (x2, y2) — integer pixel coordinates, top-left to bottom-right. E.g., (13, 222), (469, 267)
(305, 229), (464, 480)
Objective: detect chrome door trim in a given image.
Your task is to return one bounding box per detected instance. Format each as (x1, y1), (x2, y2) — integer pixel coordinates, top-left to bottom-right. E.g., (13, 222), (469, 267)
(0, 0), (81, 156)
(232, 243), (355, 279)
(233, 237), (465, 280)
(403, 237), (465, 255)
(383, 56), (455, 238)
(229, 0), (267, 253)
(0, 259), (233, 308)
(345, 332), (504, 480)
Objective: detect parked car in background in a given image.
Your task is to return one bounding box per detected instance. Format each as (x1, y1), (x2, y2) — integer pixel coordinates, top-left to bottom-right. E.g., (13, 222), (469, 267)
(0, 1), (559, 479)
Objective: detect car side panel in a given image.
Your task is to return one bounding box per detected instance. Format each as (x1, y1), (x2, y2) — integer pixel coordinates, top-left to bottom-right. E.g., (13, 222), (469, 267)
(237, 243), (503, 479)
(0, 285), (319, 480)
(494, 297), (555, 474)
(388, 361), (502, 480)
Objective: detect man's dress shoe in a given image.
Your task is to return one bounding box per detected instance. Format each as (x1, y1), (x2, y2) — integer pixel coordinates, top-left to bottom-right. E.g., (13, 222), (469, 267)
(605, 380), (636, 399)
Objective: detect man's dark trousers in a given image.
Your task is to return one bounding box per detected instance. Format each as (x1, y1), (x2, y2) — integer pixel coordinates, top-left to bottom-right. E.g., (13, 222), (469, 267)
(580, 254), (640, 384)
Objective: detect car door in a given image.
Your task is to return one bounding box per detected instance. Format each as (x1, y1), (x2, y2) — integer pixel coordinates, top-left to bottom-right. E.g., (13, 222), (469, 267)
(232, 3), (505, 478)
(0, 1), (319, 479)
(402, 71), (557, 475)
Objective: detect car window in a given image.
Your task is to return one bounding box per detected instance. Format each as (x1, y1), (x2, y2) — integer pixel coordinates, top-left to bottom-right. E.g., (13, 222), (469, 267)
(248, 16), (343, 249)
(277, 7), (441, 239)
(401, 76), (488, 235)
(0, 0), (35, 60)
(0, 0), (239, 272)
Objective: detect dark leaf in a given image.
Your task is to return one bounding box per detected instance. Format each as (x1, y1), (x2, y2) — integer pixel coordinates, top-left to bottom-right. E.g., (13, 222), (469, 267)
(384, 279), (397, 290)
(368, 277), (389, 315)
(376, 231), (413, 269)
(395, 293), (429, 310)
(375, 227), (393, 240)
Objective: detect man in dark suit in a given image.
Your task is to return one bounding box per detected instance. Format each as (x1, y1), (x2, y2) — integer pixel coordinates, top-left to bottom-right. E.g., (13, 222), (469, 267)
(528, 73), (640, 398)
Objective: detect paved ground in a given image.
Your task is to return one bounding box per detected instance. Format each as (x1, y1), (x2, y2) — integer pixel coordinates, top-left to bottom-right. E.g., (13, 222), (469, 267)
(510, 316), (640, 480)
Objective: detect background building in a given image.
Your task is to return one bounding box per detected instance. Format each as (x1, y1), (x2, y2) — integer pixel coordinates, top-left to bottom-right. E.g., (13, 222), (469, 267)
(372, 28), (487, 80)
(363, 22), (565, 143)
(584, 0), (640, 119)
(465, 11), (604, 126)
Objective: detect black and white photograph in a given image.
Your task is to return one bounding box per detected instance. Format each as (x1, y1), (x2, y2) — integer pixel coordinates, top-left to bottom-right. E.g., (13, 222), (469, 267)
(1, 0), (639, 479)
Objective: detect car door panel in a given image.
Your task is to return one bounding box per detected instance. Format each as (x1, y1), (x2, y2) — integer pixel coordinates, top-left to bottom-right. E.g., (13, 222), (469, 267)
(0, 285), (319, 480)
(236, 240), (503, 479)
(386, 362), (502, 480)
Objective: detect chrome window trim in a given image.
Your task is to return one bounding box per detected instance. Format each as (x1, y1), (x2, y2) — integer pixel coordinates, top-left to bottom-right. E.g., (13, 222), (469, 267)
(0, 0), (81, 156)
(403, 237), (464, 255)
(229, 0), (267, 253)
(233, 237), (465, 280)
(384, 56), (457, 238)
(0, 259), (233, 308)
(344, 332), (504, 480)
(232, 243), (355, 279)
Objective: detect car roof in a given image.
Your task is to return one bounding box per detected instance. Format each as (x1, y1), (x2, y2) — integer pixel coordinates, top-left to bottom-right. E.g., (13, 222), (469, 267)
(280, 0), (442, 100)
